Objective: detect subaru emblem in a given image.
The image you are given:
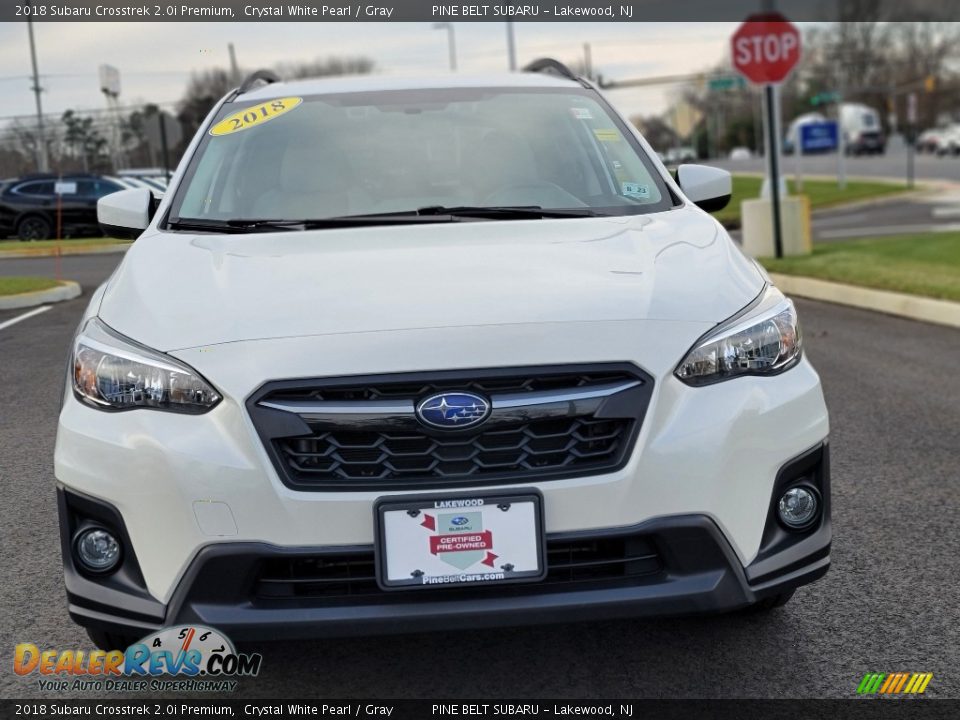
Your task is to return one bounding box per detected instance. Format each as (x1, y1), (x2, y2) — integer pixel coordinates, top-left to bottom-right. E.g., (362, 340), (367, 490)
(416, 392), (491, 430)
(451, 516), (470, 526)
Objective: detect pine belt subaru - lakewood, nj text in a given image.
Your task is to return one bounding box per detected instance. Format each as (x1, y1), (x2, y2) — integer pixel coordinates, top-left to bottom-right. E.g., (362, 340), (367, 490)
(56, 61), (830, 649)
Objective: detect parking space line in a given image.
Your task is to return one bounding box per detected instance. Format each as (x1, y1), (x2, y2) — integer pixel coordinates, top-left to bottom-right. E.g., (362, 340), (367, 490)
(0, 305), (52, 332)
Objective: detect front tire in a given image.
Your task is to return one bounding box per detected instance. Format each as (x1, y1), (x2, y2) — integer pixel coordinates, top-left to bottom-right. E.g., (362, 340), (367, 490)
(16, 214), (52, 241)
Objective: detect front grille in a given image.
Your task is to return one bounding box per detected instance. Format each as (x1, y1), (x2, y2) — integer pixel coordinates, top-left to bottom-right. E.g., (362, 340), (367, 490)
(278, 416), (631, 483)
(254, 533), (662, 605)
(248, 364), (652, 491)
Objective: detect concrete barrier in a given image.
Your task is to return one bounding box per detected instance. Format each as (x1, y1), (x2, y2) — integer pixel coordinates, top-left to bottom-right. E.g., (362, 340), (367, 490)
(741, 195), (812, 258)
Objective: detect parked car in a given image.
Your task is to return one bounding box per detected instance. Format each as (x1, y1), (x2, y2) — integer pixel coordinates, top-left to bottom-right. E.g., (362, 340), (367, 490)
(0, 174), (126, 240)
(728, 147), (752, 160)
(105, 175), (164, 196)
(60, 61), (830, 650)
(115, 168), (169, 191)
(932, 123), (960, 156)
(663, 146), (697, 164)
(915, 128), (945, 154)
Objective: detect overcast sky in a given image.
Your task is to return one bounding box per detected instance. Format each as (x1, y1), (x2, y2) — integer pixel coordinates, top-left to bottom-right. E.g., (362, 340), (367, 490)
(0, 22), (741, 123)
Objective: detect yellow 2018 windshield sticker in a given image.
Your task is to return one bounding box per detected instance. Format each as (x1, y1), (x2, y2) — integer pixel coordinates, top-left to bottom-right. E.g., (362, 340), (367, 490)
(209, 97), (302, 136)
(593, 128), (621, 143)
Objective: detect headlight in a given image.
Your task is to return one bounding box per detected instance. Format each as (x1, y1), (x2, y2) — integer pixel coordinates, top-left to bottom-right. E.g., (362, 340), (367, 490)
(675, 285), (802, 386)
(72, 317), (221, 413)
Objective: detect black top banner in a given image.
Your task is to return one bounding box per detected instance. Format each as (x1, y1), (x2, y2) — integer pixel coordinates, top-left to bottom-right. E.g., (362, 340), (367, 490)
(5, 0), (960, 22)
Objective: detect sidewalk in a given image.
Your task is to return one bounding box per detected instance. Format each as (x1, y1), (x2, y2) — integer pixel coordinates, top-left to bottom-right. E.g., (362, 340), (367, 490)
(0, 242), (130, 259)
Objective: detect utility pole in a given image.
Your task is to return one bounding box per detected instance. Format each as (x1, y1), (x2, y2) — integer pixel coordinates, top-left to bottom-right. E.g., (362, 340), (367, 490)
(228, 43), (241, 84)
(26, 4), (49, 173)
(432, 23), (457, 71)
(506, 22), (517, 71)
(583, 42), (593, 80)
(836, 74), (847, 189)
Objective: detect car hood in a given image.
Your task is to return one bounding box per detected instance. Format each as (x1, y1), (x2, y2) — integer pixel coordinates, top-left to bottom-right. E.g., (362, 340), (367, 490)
(99, 207), (764, 351)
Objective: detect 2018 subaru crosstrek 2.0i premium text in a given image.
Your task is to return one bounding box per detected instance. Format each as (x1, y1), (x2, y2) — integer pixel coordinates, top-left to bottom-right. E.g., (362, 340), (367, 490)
(57, 63), (830, 649)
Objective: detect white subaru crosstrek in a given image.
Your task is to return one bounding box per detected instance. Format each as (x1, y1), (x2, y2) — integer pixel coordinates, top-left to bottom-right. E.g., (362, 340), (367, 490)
(57, 61), (830, 649)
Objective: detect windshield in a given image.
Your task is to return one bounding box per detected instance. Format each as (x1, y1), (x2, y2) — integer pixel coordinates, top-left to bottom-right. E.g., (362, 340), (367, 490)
(169, 87), (674, 226)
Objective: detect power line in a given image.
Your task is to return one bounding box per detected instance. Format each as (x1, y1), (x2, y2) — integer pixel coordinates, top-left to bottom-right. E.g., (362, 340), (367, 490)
(0, 100), (179, 123)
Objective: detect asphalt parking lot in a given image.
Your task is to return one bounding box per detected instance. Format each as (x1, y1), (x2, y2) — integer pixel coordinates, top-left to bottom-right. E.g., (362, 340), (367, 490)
(1, 253), (958, 700)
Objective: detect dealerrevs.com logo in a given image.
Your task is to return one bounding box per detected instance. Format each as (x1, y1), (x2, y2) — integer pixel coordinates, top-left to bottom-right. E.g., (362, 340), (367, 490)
(14, 625), (261, 693)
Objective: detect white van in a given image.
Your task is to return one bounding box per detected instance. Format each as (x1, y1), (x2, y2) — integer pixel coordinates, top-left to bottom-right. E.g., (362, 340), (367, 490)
(840, 103), (885, 155)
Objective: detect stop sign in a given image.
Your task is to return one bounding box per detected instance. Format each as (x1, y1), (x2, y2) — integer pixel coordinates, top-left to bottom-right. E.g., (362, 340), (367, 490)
(731, 13), (801, 84)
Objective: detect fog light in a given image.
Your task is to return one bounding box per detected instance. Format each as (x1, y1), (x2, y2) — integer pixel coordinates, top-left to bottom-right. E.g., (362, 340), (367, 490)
(778, 486), (819, 529)
(75, 528), (121, 572)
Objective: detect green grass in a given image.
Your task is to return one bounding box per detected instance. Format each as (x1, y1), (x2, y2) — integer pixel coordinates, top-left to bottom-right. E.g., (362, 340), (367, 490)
(0, 276), (61, 296)
(761, 232), (960, 302)
(0, 238), (128, 252)
(712, 176), (910, 227)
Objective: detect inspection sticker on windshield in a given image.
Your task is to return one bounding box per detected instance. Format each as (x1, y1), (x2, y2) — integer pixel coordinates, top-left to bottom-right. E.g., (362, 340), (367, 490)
(622, 182), (650, 199)
(209, 97), (302, 136)
(594, 128), (621, 142)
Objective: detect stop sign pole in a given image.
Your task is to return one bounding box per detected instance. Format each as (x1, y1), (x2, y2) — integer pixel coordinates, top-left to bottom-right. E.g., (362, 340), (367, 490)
(731, 14), (801, 259)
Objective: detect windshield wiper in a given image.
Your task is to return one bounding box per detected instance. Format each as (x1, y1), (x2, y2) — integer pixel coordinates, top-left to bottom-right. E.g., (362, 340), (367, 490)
(168, 213), (461, 233)
(167, 206), (599, 233)
(416, 205), (604, 219)
(167, 218), (301, 233)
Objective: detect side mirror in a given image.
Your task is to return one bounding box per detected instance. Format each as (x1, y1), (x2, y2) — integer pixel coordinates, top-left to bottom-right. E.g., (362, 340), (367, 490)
(98, 188), (155, 240)
(676, 164), (732, 212)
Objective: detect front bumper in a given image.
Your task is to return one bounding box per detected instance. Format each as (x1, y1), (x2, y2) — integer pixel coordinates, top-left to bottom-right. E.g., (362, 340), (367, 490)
(59, 443), (831, 640)
(55, 317), (831, 638)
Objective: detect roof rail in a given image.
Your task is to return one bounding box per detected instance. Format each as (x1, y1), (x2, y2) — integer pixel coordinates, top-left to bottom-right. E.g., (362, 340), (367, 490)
(523, 58), (576, 80)
(236, 69), (281, 96)
(522, 58), (592, 88)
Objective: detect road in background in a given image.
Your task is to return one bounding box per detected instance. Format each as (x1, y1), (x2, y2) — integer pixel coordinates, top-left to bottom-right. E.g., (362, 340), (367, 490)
(725, 185), (960, 244)
(810, 187), (960, 241)
(1, 253), (958, 699)
(712, 144), (960, 183)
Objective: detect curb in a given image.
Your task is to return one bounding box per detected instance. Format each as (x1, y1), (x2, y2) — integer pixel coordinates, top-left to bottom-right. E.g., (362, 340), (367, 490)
(0, 281), (82, 310)
(770, 273), (960, 329)
(0, 243), (130, 259)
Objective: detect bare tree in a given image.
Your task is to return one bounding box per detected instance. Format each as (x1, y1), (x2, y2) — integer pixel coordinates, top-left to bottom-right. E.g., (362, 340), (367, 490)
(274, 56), (375, 80)
(62, 110), (108, 172)
(176, 56), (376, 146)
(630, 115), (678, 153)
(176, 68), (235, 146)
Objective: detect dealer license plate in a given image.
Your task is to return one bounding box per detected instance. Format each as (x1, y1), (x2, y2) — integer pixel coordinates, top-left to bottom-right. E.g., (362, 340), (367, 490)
(375, 491), (546, 590)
